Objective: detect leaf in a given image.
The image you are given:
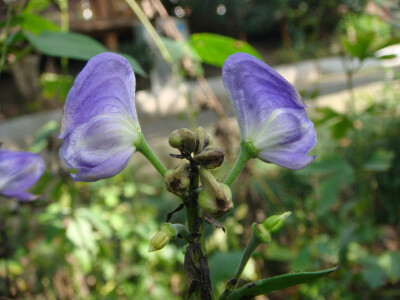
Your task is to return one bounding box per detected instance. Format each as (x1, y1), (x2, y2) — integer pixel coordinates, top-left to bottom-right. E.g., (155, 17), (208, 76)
(226, 266), (339, 300)
(190, 33), (263, 67)
(25, 31), (146, 76)
(11, 13), (60, 34)
(363, 149), (394, 172)
(376, 54), (397, 60)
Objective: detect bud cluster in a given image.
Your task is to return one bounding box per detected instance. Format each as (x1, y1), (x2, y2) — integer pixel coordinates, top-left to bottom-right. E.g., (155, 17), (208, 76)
(164, 127), (233, 218)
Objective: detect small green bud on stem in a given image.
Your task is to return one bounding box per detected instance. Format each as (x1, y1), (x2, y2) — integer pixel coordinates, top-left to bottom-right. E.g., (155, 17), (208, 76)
(252, 211), (292, 243)
(164, 163), (191, 196)
(168, 128), (196, 154)
(149, 223), (176, 252)
(193, 145), (225, 169)
(194, 127), (213, 154)
(148, 223), (189, 252)
(198, 167), (233, 218)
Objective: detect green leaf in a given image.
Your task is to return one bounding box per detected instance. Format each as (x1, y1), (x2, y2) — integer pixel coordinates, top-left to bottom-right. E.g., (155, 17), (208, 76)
(25, 31), (146, 76)
(376, 54), (397, 60)
(190, 33), (263, 67)
(226, 266), (339, 300)
(12, 13), (60, 34)
(363, 149), (394, 172)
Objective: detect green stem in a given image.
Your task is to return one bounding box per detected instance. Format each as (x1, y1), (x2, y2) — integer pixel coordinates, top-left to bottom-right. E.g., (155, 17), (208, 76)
(0, 2), (12, 76)
(125, 0), (172, 64)
(219, 233), (261, 300)
(224, 141), (257, 186)
(125, 0), (197, 128)
(184, 161), (214, 299)
(136, 135), (167, 177)
(57, 0), (69, 74)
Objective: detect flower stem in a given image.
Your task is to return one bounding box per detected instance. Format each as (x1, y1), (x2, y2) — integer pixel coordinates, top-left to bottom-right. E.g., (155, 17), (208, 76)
(125, 0), (172, 64)
(136, 136), (167, 177)
(219, 233), (261, 300)
(184, 160), (214, 299)
(224, 142), (257, 186)
(0, 2), (12, 76)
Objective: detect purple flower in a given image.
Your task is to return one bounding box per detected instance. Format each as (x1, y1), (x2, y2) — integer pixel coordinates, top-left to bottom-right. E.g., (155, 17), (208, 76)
(0, 149), (45, 201)
(59, 53), (141, 182)
(222, 53), (316, 169)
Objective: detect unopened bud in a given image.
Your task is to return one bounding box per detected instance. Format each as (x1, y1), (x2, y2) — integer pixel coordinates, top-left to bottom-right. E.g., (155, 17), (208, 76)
(164, 163), (191, 196)
(169, 128), (196, 154)
(194, 127), (213, 154)
(149, 231), (170, 252)
(263, 211), (292, 234)
(193, 146), (225, 169)
(148, 224), (176, 252)
(252, 211), (292, 243)
(198, 168), (233, 218)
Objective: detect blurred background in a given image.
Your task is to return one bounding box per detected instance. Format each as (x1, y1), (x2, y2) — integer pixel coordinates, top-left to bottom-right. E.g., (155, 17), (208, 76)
(0, 0), (400, 299)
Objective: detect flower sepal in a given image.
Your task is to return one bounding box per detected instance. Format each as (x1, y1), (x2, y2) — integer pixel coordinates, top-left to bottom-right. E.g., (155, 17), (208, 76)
(252, 211), (292, 243)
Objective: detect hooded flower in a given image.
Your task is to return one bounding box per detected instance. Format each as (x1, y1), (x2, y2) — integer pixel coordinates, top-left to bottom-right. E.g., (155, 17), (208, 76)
(0, 149), (45, 201)
(59, 52), (141, 181)
(222, 53), (316, 169)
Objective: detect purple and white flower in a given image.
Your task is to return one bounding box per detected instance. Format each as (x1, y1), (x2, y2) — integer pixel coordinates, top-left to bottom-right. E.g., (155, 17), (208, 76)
(222, 53), (316, 169)
(0, 149), (45, 201)
(59, 53), (141, 182)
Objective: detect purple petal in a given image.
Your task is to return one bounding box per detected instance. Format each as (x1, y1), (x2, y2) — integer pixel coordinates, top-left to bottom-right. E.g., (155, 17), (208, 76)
(222, 52), (316, 170)
(1, 190), (38, 202)
(59, 114), (138, 182)
(59, 52), (142, 181)
(222, 52), (305, 140)
(0, 149), (45, 201)
(59, 52), (139, 139)
(258, 150), (316, 170)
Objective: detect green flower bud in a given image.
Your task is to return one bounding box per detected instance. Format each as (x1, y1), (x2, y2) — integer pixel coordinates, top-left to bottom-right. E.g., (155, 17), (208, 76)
(164, 163), (191, 196)
(168, 128), (196, 154)
(148, 231), (170, 252)
(198, 167), (233, 218)
(148, 224), (176, 252)
(194, 127), (213, 154)
(252, 211), (292, 243)
(193, 146), (225, 169)
(262, 211), (292, 234)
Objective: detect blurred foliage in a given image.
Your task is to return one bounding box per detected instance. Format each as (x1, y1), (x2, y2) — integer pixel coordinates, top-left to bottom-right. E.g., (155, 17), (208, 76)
(338, 13), (397, 62)
(2, 0), (400, 299)
(189, 33), (263, 67)
(2, 75), (400, 298)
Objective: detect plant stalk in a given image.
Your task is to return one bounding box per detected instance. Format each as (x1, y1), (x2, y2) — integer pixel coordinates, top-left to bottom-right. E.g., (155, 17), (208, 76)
(184, 159), (214, 299)
(0, 2), (12, 76)
(136, 135), (167, 177)
(224, 141), (257, 186)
